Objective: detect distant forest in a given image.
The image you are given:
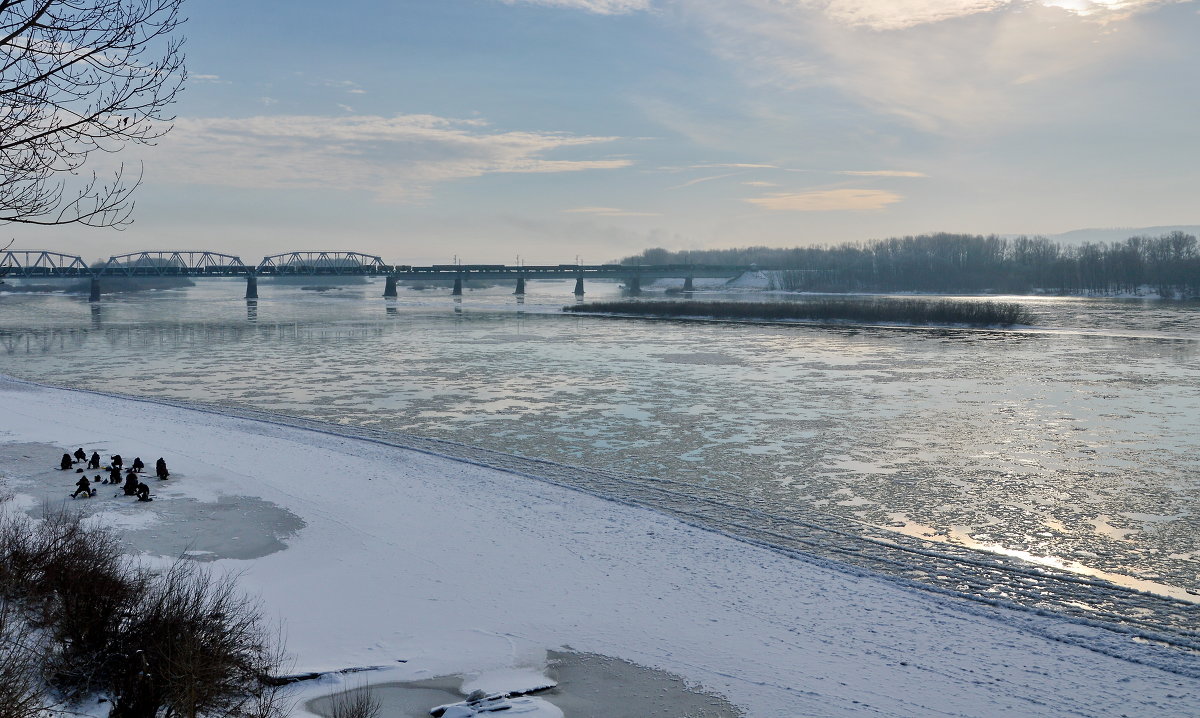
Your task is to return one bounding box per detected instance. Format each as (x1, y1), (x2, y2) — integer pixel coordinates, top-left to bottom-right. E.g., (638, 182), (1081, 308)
(618, 232), (1200, 297)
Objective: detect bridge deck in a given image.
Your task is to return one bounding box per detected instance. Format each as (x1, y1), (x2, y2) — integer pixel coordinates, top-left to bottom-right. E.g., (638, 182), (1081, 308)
(1, 249), (759, 280)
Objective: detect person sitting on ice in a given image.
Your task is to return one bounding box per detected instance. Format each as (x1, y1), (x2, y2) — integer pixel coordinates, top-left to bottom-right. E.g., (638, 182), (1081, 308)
(123, 473), (139, 496)
(155, 457), (169, 480)
(73, 447), (87, 462)
(111, 454), (123, 471)
(59, 453), (73, 470)
(72, 475), (92, 498)
(109, 465), (123, 485)
(131, 457), (145, 473)
(135, 482), (151, 502)
(88, 451), (101, 469)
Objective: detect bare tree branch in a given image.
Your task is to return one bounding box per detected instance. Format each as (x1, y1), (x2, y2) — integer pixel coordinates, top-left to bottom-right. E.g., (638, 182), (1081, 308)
(0, 0), (185, 228)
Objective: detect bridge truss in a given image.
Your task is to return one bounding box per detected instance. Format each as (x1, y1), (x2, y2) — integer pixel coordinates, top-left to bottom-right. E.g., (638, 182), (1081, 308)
(100, 251), (251, 276)
(0, 250), (90, 278)
(257, 252), (389, 275)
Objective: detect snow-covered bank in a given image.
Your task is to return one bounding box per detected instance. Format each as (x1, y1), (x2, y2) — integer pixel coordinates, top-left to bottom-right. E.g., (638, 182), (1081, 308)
(1, 378), (1197, 717)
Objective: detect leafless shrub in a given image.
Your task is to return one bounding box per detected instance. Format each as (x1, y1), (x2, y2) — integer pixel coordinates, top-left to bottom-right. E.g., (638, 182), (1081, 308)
(327, 683), (381, 718)
(108, 561), (286, 718)
(0, 603), (44, 718)
(0, 498), (288, 718)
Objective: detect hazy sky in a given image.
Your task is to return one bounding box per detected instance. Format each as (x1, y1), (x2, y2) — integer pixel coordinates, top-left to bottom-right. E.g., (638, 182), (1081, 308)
(16, 0), (1200, 264)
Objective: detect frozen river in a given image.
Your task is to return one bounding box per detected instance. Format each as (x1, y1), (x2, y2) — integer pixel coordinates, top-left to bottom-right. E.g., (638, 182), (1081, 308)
(0, 278), (1197, 640)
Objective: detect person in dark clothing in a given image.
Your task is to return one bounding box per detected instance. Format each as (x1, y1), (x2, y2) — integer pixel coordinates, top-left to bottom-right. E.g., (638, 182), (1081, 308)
(73, 447), (87, 462)
(155, 458), (169, 480)
(111, 455), (123, 471)
(135, 482), (151, 502)
(72, 476), (91, 498)
(131, 457), (145, 473)
(123, 474), (139, 496)
(88, 451), (101, 469)
(59, 453), (73, 470)
(109, 465), (123, 484)
(126, 469), (138, 485)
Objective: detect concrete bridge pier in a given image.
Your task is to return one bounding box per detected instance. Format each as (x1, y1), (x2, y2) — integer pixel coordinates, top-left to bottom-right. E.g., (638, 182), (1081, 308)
(514, 276), (526, 295)
(88, 277), (101, 303)
(626, 276), (642, 296)
(383, 276), (398, 298)
(452, 275), (463, 296)
(574, 277), (585, 296)
(683, 276), (694, 292)
(245, 274), (258, 300)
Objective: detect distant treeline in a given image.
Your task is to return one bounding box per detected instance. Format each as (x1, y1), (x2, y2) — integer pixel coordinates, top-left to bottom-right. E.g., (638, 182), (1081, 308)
(565, 299), (1033, 327)
(619, 232), (1200, 297)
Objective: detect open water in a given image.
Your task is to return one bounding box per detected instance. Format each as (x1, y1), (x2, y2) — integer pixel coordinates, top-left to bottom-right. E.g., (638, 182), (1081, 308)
(0, 278), (1197, 648)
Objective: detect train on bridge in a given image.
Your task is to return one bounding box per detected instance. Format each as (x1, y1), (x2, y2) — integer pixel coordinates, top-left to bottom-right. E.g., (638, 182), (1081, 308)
(0, 249), (761, 300)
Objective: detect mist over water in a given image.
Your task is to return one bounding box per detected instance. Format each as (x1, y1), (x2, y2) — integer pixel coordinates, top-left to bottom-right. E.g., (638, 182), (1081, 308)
(1, 278), (1197, 605)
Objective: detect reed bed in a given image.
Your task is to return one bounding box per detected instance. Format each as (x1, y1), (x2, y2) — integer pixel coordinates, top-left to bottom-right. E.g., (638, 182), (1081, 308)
(563, 298), (1033, 327)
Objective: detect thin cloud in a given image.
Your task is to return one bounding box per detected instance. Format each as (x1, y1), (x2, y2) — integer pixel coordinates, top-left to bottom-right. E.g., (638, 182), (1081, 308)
(691, 162), (778, 169)
(839, 170), (928, 178)
(497, 0), (651, 13)
(684, 0), (1172, 131)
(788, 0), (1183, 30)
(746, 189), (902, 211)
(668, 171), (743, 189)
(565, 206), (661, 216)
(154, 114), (631, 202)
(322, 79), (367, 95)
(742, 180), (778, 187)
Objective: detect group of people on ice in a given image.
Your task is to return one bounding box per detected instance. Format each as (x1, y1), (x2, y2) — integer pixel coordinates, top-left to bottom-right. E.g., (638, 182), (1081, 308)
(61, 448), (170, 502)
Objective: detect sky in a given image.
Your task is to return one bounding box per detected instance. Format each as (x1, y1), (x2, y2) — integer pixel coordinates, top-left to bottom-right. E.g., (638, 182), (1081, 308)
(13, 0), (1200, 265)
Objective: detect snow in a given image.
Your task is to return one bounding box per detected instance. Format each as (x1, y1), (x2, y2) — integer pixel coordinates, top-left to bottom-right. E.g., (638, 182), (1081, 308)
(1, 376), (1197, 717)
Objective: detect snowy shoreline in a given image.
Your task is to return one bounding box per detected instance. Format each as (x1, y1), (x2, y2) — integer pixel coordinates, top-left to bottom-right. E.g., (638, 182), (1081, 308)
(2, 376), (1198, 716)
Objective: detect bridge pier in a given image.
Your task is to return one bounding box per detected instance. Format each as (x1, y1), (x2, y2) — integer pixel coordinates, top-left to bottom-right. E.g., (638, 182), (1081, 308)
(245, 274), (258, 300)
(88, 277), (101, 303)
(514, 277), (526, 295)
(626, 276), (642, 296)
(383, 276), (398, 298)
(574, 277), (585, 296)
(452, 275), (463, 296)
(683, 276), (694, 292)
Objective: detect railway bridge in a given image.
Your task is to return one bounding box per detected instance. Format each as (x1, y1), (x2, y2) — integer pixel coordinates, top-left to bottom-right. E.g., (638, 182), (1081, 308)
(0, 249), (757, 301)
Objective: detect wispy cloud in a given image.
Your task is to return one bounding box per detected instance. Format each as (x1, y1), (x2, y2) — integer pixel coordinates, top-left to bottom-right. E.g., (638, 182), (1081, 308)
(758, 0), (1185, 31)
(742, 180), (778, 187)
(690, 162), (778, 169)
(322, 79), (367, 95)
(497, 0), (651, 13)
(746, 189), (902, 211)
(155, 114), (631, 202)
(683, 0), (1173, 131)
(668, 172), (743, 189)
(838, 170), (928, 178)
(564, 206), (661, 216)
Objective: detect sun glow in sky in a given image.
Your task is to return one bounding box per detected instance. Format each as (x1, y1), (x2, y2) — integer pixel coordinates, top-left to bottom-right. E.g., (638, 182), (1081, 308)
(17, 0), (1200, 264)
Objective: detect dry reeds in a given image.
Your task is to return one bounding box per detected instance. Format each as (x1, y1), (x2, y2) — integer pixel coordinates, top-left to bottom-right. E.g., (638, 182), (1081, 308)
(564, 298), (1033, 327)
